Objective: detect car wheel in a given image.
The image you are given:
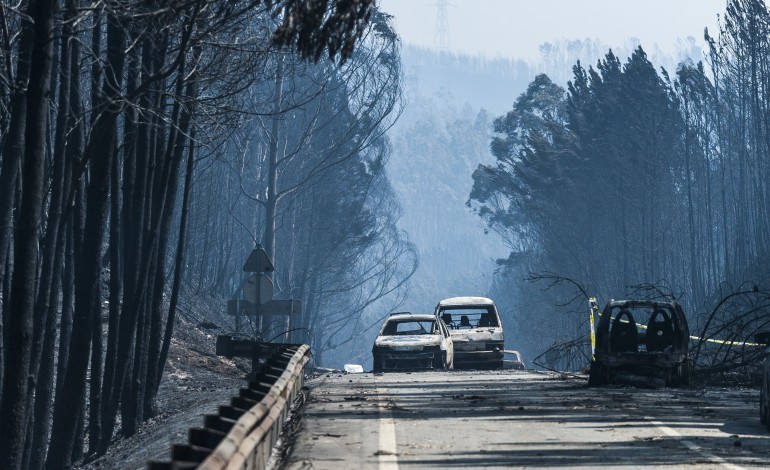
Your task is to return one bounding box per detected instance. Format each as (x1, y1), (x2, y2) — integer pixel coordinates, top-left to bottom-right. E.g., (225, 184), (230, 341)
(763, 375), (770, 431)
(765, 406), (770, 431)
(373, 351), (383, 373)
(677, 360), (691, 388)
(433, 352), (447, 370)
(588, 362), (606, 386)
(765, 393), (770, 431)
(765, 386), (770, 432)
(666, 366), (677, 387)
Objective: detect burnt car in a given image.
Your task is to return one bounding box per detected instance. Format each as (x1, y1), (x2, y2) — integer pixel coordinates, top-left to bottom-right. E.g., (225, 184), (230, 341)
(372, 313), (454, 372)
(503, 350), (525, 370)
(434, 297), (504, 369)
(756, 331), (770, 430)
(588, 299), (690, 387)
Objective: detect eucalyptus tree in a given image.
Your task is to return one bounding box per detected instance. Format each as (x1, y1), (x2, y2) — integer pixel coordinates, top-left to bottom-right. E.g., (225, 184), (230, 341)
(251, 8), (403, 264)
(469, 73), (569, 274)
(193, 9), (415, 354)
(472, 0), (770, 372)
(471, 49), (685, 352)
(0, 2), (57, 469)
(675, 61), (720, 303)
(704, 0), (770, 280)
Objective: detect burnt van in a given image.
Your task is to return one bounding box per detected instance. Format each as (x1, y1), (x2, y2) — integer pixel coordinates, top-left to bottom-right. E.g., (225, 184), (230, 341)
(434, 297), (504, 369)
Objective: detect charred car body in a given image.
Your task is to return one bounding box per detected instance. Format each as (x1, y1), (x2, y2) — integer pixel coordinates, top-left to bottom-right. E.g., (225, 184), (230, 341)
(503, 350), (525, 370)
(372, 313), (454, 372)
(434, 297), (504, 369)
(589, 300), (690, 387)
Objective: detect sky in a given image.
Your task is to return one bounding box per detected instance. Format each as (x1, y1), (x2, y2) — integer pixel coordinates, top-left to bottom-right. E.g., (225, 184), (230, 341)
(377, 0), (726, 61)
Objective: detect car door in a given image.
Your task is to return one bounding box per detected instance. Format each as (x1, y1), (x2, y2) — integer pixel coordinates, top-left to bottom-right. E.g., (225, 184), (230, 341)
(439, 319), (454, 368)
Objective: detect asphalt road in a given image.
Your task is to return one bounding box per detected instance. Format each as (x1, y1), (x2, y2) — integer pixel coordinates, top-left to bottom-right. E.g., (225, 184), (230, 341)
(284, 370), (770, 469)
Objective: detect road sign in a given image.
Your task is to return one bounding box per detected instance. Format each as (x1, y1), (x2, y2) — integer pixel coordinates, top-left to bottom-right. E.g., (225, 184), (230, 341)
(261, 299), (302, 315)
(243, 245), (274, 272)
(226, 299), (301, 316)
(243, 274), (273, 304)
(227, 299), (254, 316)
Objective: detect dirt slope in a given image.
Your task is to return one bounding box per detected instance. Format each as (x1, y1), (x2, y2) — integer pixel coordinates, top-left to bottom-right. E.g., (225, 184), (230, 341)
(76, 310), (249, 470)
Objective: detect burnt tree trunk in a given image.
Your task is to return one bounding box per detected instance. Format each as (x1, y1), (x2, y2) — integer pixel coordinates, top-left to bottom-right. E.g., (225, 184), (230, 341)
(145, 49), (195, 414)
(45, 13), (125, 468)
(0, 1), (35, 410)
(99, 16), (132, 451)
(0, 1), (58, 467)
(157, 127), (196, 390)
(262, 59), (283, 337)
(107, 29), (153, 440)
(123, 65), (156, 438)
(28, 2), (82, 466)
(99, 118), (122, 455)
(0, 0), (34, 297)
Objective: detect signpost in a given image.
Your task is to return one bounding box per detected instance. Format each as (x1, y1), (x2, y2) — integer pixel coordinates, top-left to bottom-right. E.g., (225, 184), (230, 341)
(243, 246), (274, 273)
(228, 298), (301, 317)
(228, 245), (302, 337)
(243, 274), (273, 304)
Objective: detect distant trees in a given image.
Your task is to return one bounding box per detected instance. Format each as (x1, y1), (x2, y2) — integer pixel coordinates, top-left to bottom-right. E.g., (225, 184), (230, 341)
(0, 1), (396, 469)
(384, 92), (503, 314)
(470, 0), (770, 366)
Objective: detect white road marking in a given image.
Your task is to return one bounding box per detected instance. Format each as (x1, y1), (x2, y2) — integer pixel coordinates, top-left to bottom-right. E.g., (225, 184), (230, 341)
(375, 377), (399, 470)
(649, 419), (745, 470)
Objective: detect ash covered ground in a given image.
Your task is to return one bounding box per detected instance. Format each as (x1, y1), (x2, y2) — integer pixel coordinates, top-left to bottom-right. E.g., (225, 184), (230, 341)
(75, 296), (251, 470)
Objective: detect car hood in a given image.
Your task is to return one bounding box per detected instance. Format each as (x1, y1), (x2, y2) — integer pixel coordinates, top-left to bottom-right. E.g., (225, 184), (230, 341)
(375, 335), (442, 348)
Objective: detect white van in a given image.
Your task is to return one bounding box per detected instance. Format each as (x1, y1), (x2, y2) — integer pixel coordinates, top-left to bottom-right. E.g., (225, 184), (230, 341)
(434, 297), (504, 369)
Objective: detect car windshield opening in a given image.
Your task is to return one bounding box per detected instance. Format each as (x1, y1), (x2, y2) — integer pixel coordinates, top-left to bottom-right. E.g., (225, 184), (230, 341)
(439, 307), (498, 328)
(384, 320), (437, 336)
(607, 306), (679, 353)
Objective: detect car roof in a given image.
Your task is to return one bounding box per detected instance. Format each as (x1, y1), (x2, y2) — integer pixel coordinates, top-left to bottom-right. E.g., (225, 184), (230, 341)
(437, 296), (495, 307)
(605, 299), (679, 309)
(387, 313), (435, 322)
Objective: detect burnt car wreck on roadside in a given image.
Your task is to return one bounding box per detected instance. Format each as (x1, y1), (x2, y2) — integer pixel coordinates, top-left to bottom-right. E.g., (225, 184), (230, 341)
(372, 313), (454, 372)
(589, 299), (691, 387)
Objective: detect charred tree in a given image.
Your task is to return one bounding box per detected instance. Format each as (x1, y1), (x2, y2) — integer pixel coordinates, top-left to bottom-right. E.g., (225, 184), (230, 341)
(0, 1), (58, 467)
(45, 11), (125, 468)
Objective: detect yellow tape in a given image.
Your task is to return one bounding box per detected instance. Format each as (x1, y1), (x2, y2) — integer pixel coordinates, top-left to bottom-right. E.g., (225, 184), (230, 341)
(687, 335), (762, 347)
(588, 297), (598, 360)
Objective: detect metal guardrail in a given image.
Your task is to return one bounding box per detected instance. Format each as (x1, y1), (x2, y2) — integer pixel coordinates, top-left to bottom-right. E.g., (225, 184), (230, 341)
(148, 344), (310, 470)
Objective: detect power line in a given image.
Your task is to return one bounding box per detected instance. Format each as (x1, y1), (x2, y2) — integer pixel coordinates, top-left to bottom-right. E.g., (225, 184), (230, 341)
(434, 0), (451, 53)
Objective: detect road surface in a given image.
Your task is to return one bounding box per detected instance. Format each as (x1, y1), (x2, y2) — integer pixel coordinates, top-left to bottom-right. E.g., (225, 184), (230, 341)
(285, 370), (770, 469)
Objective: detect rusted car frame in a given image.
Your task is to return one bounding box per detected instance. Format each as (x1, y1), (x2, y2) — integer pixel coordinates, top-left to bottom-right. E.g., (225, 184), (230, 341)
(589, 299), (691, 387)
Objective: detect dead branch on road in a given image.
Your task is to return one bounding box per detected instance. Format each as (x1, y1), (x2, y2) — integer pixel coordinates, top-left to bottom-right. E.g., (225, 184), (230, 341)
(691, 282), (770, 380)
